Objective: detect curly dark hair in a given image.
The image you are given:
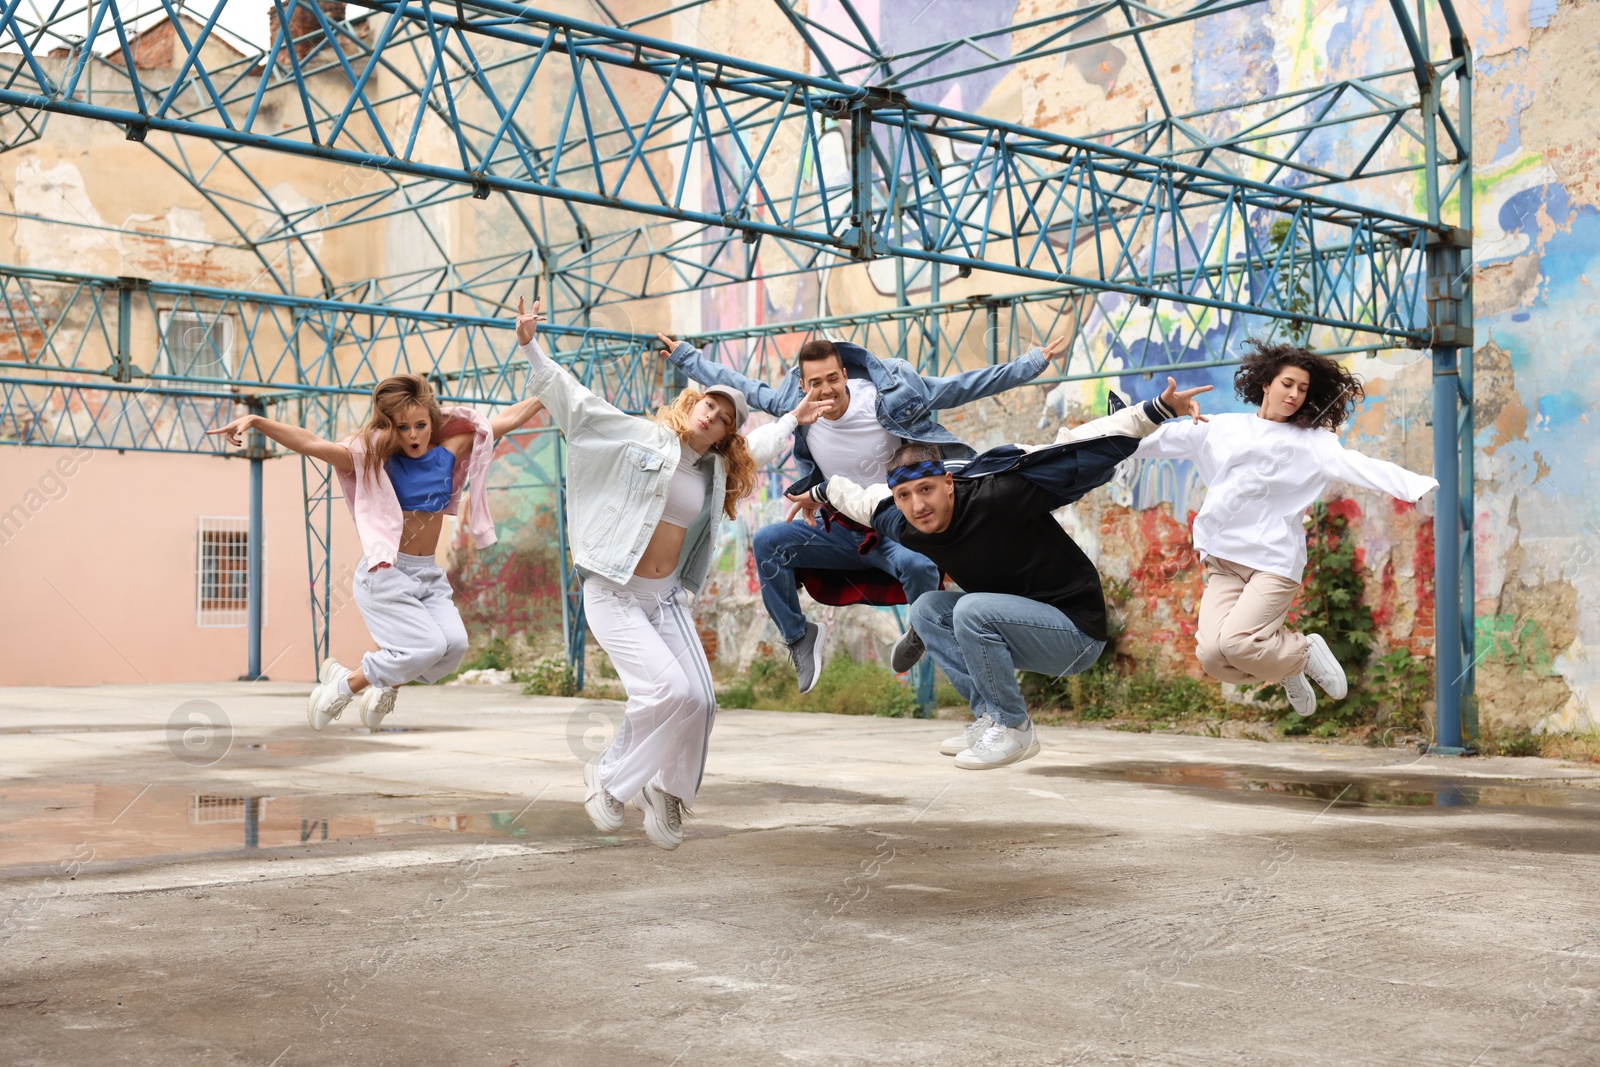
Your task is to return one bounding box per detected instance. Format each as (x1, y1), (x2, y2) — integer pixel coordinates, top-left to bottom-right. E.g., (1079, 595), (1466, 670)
(1233, 339), (1365, 430)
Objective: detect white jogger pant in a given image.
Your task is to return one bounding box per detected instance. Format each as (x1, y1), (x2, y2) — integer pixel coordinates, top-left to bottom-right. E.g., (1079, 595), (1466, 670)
(353, 552), (470, 689)
(583, 572), (717, 808)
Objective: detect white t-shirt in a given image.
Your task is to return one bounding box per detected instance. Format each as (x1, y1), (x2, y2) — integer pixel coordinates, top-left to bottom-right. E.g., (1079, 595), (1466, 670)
(1132, 412), (1437, 582)
(804, 379), (901, 488)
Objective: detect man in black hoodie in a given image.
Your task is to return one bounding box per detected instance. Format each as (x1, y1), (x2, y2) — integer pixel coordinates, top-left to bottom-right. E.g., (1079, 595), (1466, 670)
(793, 377), (1210, 769)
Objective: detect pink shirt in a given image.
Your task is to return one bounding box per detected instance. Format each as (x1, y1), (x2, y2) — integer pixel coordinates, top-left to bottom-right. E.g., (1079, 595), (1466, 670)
(336, 407), (498, 568)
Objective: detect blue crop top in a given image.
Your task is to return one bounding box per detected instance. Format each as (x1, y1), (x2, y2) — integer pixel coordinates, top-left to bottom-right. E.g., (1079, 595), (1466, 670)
(386, 446), (456, 512)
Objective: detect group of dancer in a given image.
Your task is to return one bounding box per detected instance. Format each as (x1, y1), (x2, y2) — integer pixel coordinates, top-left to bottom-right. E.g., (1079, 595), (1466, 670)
(211, 297), (1437, 851)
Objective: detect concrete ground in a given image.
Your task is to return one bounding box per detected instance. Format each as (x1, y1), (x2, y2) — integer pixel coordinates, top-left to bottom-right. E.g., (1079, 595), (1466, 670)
(3, 683), (1599, 1067)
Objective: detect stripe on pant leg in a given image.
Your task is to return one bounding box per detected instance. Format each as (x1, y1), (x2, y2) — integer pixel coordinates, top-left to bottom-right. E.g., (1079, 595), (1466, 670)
(663, 592), (718, 796)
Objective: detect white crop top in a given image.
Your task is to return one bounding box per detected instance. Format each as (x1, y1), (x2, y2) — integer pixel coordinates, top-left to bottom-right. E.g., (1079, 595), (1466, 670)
(659, 444), (709, 527)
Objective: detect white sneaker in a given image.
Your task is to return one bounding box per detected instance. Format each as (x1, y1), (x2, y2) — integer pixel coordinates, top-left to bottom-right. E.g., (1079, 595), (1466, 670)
(1282, 672), (1317, 716)
(939, 713), (997, 756)
(357, 685), (398, 729)
(638, 782), (685, 850)
(953, 719), (1041, 770)
(307, 658), (352, 730)
(1303, 634), (1348, 700)
(583, 761), (625, 833)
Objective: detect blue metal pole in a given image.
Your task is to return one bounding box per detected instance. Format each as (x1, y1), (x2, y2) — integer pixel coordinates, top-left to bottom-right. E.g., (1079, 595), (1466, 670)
(1431, 346), (1462, 751)
(245, 398), (266, 681)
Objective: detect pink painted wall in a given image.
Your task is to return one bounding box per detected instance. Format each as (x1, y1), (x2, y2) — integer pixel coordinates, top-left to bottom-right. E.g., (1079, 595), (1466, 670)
(0, 446), (369, 685)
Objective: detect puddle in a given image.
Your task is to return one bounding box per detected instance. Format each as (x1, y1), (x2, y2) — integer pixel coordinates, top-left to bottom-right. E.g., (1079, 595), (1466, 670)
(1029, 762), (1600, 811)
(0, 783), (604, 872)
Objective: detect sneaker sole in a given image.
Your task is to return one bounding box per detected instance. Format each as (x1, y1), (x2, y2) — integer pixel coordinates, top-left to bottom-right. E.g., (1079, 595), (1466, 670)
(797, 623), (829, 695)
(954, 739), (1041, 770)
(582, 763), (625, 833)
(891, 636), (925, 674)
(306, 684), (333, 731)
(938, 740), (968, 756)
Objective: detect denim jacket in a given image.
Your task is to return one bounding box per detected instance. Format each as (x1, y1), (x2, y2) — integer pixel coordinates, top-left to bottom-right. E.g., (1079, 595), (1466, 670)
(522, 340), (728, 592)
(667, 339), (1049, 493)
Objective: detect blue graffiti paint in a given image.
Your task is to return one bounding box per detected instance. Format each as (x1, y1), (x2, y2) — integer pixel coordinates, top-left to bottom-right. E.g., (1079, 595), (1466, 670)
(1535, 391), (1586, 431)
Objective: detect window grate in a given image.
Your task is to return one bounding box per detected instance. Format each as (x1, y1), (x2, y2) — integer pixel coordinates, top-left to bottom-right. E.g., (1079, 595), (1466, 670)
(196, 516), (263, 628)
(159, 310), (235, 379)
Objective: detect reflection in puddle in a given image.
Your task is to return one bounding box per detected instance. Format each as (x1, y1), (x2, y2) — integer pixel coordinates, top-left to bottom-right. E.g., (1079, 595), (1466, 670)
(0, 783), (602, 870)
(1029, 762), (1600, 810)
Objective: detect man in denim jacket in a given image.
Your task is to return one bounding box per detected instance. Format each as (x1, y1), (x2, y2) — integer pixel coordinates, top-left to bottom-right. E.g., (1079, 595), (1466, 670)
(658, 332), (1066, 693)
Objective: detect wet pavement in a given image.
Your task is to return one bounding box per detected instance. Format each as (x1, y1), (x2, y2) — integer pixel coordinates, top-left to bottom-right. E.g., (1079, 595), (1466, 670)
(4, 682), (1600, 1065)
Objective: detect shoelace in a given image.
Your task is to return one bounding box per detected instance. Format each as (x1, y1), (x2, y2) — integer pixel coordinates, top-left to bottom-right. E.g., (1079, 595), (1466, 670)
(663, 793), (683, 833)
(967, 714), (998, 740)
(972, 724), (1010, 752)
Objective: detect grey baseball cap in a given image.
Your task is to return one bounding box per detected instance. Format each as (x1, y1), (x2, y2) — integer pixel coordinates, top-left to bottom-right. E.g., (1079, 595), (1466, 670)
(700, 383), (750, 428)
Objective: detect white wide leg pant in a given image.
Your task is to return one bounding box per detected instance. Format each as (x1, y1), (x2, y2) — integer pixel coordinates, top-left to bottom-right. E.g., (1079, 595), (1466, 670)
(583, 572), (717, 808)
(353, 552), (470, 689)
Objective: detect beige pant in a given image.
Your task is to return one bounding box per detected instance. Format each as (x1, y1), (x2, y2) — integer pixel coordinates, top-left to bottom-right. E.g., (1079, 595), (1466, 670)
(1195, 556), (1310, 685)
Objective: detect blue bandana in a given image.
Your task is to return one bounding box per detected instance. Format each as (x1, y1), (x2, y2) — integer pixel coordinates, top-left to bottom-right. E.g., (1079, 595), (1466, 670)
(887, 460), (947, 488)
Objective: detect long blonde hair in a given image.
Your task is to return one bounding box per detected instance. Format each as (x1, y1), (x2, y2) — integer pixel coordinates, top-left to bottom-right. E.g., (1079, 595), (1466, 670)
(360, 374), (446, 481)
(652, 388), (757, 519)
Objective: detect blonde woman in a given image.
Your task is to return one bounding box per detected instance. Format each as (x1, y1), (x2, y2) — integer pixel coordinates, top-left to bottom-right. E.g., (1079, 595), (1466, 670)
(516, 299), (823, 850)
(209, 374), (544, 730)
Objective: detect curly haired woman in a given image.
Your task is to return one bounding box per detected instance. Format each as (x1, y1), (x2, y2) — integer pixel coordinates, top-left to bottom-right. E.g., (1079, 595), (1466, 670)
(1130, 340), (1437, 715)
(515, 299), (824, 849)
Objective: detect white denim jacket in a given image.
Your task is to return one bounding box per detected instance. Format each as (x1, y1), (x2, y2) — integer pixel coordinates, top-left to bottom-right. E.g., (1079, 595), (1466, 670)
(521, 339), (794, 592)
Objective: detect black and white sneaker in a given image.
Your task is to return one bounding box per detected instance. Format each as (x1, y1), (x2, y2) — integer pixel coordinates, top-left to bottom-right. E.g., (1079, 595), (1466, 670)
(891, 626), (925, 673)
(787, 621), (828, 695)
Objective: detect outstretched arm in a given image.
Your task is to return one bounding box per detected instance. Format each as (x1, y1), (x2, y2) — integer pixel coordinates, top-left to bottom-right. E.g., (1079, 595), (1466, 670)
(659, 334), (787, 417)
(1063, 377), (1212, 449)
(744, 387), (829, 466)
(1328, 443), (1438, 502)
(517, 298), (639, 439)
(488, 396), (545, 440)
(918, 333), (1070, 410)
(207, 413), (353, 473)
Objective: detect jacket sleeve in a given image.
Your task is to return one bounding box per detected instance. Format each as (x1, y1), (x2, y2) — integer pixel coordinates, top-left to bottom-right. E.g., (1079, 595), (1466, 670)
(818, 474), (892, 527)
(1328, 443), (1438, 502)
(917, 346), (1050, 410)
(1055, 395), (1174, 445)
(520, 338), (637, 438)
(1011, 396), (1176, 512)
(744, 412), (799, 466)
(667, 341), (787, 417)
(1130, 420), (1207, 460)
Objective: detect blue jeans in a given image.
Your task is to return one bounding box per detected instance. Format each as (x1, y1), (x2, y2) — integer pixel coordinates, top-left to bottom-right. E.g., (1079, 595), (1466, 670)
(910, 591), (1105, 729)
(751, 519), (942, 645)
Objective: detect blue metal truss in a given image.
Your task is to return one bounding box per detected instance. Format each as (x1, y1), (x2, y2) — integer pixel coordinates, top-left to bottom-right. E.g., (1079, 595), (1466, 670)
(0, 0), (1475, 741)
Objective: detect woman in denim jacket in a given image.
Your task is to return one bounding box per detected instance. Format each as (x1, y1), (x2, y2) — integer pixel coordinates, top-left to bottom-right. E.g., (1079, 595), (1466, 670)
(516, 300), (822, 850)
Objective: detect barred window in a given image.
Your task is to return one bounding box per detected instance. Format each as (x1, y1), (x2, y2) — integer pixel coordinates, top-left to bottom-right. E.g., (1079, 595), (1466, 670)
(196, 517), (262, 627)
(159, 310), (235, 379)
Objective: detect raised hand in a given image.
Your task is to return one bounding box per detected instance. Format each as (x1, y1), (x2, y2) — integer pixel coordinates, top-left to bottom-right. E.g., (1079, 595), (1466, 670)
(206, 413), (255, 448)
(1043, 334), (1071, 364)
(655, 332), (678, 361)
(514, 297), (545, 346)
(1160, 375), (1214, 423)
(790, 386), (828, 427)
(784, 491), (823, 526)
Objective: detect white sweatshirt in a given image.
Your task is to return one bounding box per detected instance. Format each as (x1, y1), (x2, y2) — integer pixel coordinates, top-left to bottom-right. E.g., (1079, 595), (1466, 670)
(1131, 412), (1438, 582)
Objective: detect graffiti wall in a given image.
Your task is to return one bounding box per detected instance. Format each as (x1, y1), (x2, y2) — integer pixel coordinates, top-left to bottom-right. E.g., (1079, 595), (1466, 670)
(579, 0), (1590, 733)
